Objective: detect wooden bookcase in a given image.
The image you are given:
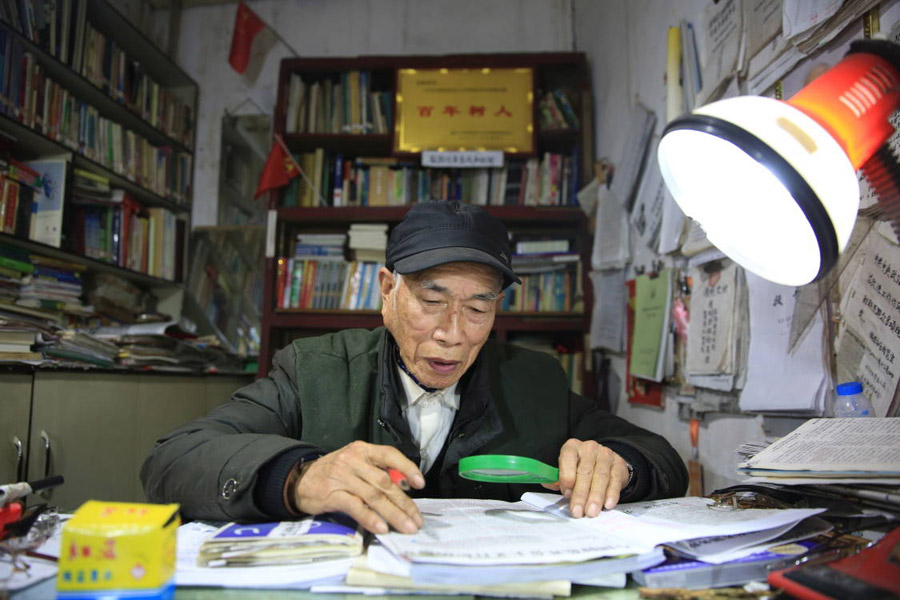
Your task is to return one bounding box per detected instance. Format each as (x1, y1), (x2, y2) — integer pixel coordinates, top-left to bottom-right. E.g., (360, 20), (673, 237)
(0, 0), (197, 295)
(261, 52), (594, 396)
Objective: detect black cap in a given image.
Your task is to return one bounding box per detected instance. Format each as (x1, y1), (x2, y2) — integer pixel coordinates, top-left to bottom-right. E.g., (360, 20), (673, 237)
(386, 201), (521, 290)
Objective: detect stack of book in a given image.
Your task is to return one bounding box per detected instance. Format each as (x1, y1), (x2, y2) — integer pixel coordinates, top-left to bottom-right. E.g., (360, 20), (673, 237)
(17, 261), (92, 317)
(36, 329), (118, 367)
(504, 238), (581, 313)
(0, 329), (39, 361)
(347, 223), (387, 263)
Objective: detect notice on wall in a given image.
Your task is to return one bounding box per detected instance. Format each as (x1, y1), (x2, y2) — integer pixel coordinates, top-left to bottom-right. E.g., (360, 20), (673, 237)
(698, 0), (741, 103)
(685, 261), (739, 377)
(836, 230), (900, 417)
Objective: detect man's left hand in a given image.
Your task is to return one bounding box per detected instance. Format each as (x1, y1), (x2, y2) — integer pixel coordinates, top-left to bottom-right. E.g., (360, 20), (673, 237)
(542, 439), (630, 518)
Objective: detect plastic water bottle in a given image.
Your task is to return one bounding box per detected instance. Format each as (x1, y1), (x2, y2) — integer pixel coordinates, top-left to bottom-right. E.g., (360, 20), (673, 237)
(832, 381), (874, 417)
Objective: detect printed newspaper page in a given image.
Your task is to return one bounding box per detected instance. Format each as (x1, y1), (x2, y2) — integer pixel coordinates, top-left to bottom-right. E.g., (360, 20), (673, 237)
(741, 417), (900, 474)
(375, 498), (655, 565)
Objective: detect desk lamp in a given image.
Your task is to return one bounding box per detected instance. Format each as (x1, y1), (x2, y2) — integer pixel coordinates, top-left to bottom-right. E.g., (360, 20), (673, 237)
(658, 40), (900, 286)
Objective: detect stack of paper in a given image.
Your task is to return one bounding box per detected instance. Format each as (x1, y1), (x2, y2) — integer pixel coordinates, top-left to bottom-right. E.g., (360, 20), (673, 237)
(173, 493), (833, 595)
(197, 515), (363, 567)
(360, 494), (823, 595)
(176, 517), (362, 590)
(740, 418), (900, 480)
(739, 418), (900, 517)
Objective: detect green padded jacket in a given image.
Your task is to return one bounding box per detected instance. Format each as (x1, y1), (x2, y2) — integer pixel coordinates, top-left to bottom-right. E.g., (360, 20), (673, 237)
(141, 327), (688, 521)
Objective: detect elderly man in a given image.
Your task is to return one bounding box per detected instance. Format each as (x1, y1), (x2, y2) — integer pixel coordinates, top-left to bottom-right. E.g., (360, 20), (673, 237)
(141, 201), (687, 534)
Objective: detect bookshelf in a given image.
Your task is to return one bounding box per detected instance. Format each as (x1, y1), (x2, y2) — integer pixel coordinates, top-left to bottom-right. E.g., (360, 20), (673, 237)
(262, 53), (593, 395)
(0, 0), (200, 380)
(0, 0), (196, 301)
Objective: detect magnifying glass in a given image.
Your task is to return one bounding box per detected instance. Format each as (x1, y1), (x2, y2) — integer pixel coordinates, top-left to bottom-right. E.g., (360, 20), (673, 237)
(458, 455), (559, 484)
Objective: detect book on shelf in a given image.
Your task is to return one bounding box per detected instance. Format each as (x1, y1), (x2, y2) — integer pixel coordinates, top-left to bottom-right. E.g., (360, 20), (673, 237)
(0, 2), (195, 146)
(284, 70), (387, 136)
(0, 22), (193, 203)
(275, 256), (383, 311)
(515, 239), (570, 254)
(280, 149), (579, 208)
(536, 88), (581, 131)
(0, 166), (37, 237)
(25, 156), (67, 248)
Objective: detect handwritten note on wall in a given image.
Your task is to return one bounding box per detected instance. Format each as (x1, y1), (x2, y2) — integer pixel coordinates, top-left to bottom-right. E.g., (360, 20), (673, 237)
(686, 261), (739, 376)
(837, 230), (900, 416)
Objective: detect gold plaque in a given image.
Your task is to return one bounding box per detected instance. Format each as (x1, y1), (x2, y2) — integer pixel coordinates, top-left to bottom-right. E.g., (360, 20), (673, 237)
(394, 67), (534, 153)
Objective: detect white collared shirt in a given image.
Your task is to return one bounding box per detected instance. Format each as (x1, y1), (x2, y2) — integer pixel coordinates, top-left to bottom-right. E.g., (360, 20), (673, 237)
(396, 365), (460, 474)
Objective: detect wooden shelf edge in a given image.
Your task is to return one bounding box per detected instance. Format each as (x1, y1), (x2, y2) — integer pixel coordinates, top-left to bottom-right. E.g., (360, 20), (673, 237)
(276, 205), (587, 223)
(0, 232), (183, 288)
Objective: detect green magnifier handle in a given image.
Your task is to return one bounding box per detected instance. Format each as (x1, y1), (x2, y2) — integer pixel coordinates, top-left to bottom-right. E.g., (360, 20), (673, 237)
(458, 455), (559, 484)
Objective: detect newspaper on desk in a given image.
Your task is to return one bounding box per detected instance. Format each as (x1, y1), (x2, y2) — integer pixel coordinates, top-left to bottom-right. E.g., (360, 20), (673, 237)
(739, 417), (900, 477)
(371, 494), (824, 587)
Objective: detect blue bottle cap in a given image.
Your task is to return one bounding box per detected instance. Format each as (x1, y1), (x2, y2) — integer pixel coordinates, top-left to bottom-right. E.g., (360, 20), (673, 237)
(836, 381), (863, 395)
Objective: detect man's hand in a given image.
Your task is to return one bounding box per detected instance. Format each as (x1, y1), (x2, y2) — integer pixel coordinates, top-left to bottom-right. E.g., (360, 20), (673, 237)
(542, 439), (630, 518)
(291, 441), (425, 535)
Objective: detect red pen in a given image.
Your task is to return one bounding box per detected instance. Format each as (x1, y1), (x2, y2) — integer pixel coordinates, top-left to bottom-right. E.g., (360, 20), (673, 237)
(387, 468), (410, 491)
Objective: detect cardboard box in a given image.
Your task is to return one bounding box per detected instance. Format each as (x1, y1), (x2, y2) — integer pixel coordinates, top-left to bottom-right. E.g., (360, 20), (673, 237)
(57, 500), (179, 600)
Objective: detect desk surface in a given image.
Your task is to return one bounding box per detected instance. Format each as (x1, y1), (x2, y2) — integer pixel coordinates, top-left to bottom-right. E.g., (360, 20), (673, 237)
(16, 579), (642, 599)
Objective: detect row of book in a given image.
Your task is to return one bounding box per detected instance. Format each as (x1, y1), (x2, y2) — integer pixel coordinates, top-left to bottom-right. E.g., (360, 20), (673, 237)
(81, 22), (195, 147)
(536, 88), (580, 130)
(65, 175), (184, 281)
(0, 26), (193, 204)
(0, 0), (85, 68)
(284, 71), (392, 135)
(273, 256), (582, 315)
(0, 159), (36, 237)
(0, 0), (194, 147)
(500, 266), (581, 313)
(275, 258), (384, 311)
(282, 150), (580, 208)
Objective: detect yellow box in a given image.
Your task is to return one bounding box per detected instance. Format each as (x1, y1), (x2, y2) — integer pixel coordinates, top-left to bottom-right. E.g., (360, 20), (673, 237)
(57, 500), (180, 600)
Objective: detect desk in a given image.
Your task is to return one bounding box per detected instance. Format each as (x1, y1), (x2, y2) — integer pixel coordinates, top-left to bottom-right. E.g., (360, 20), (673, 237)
(14, 579), (642, 599)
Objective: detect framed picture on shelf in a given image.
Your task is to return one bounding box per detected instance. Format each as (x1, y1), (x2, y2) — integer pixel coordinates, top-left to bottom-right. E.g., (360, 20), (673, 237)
(393, 67), (534, 154)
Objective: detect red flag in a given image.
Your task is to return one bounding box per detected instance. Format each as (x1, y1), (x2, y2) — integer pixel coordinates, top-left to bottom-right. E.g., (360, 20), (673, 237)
(228, 1), (267, 74)
(255, 141), (299, 197)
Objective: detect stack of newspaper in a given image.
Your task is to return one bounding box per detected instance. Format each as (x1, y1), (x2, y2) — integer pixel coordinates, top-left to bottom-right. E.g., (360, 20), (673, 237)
(354, 494), (826, 597)
(738, 417), (900, 514)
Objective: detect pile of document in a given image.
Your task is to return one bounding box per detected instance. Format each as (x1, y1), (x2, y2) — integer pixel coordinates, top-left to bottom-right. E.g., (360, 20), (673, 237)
(175, 491), (831, 596)
(176, 514), (364, 589)
(197, 515), (363, 567)
(739, 417), (900, 515)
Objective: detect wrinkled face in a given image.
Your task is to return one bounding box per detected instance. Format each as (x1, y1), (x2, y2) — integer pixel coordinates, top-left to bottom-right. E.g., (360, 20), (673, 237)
(379, 262), (503, 390)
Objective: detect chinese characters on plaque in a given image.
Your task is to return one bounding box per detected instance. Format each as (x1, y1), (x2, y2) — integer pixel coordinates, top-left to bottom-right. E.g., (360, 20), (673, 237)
(394, 68), (534, 153)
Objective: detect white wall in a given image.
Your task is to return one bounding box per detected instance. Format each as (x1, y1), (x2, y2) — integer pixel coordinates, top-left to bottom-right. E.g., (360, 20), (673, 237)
(572, 0), (770, 494)
(165, 0), (574, 226)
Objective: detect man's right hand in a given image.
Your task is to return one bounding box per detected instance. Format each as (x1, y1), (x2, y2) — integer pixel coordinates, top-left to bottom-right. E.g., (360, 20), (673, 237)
(291, 441), (425, 535)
